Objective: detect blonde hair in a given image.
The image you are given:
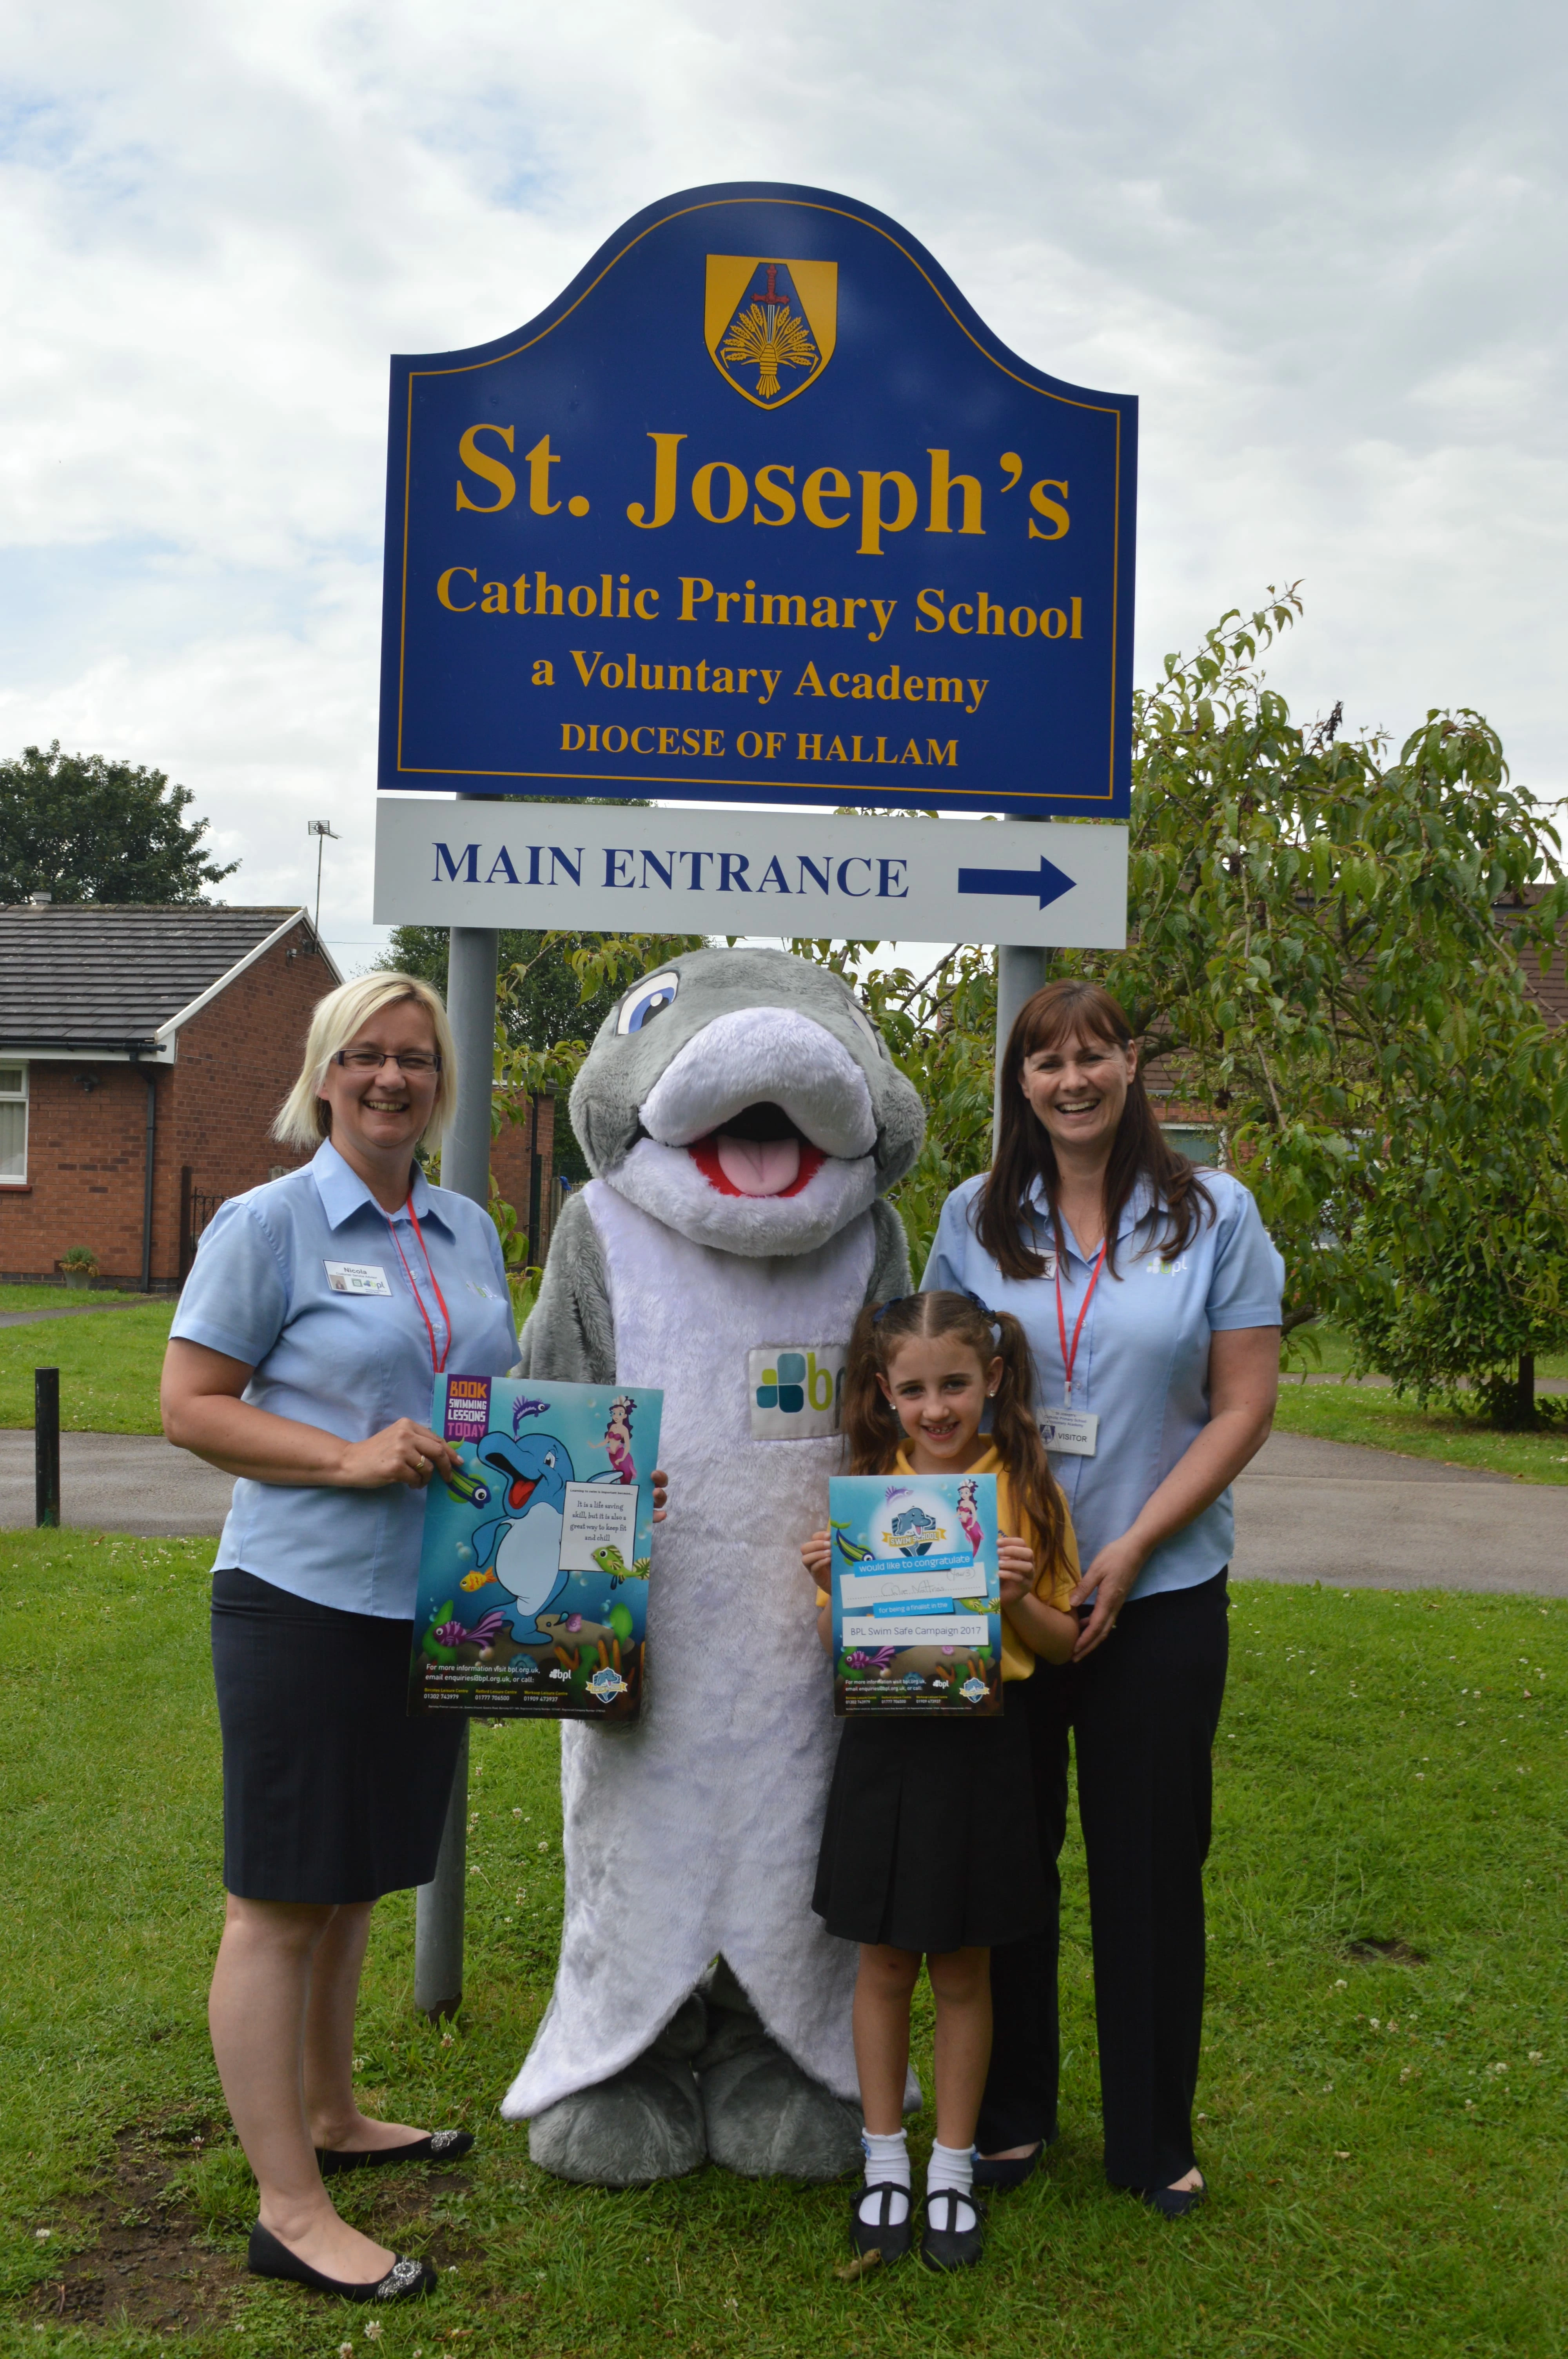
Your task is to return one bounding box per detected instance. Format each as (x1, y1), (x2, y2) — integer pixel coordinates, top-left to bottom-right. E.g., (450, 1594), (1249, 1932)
(272, 973), (458, 1152)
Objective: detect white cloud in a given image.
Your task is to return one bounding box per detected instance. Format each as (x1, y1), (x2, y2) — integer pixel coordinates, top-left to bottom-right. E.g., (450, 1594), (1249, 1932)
(0, 0), (1563, 961)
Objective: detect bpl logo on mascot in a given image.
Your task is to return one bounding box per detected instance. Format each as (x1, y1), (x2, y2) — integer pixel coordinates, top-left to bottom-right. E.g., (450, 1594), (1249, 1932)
(499, 945), (925, 2187)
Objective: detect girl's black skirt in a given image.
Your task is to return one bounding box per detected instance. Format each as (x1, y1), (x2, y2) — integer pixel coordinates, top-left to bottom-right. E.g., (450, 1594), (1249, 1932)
(211, 1567), (464, 1905)
(812, 1683), (1045, 1953)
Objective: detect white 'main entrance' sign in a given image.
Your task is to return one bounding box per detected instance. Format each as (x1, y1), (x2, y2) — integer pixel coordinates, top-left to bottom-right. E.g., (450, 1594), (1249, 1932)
(374, 798), (1127, 949)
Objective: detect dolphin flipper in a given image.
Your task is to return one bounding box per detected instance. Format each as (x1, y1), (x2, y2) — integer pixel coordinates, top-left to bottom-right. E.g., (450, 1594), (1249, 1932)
(471, 1517), (508, 1567)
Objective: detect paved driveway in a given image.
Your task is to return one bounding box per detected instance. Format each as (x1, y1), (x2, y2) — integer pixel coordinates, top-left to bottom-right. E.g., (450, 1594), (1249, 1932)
(1232, 1429), (1568, 1595)
(0, 1430), (233, 1539)
(2, 1424), (1566, 1592)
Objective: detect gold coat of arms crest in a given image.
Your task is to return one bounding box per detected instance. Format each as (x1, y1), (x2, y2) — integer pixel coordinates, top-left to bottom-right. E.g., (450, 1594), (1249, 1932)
(704, 256), (838, 408)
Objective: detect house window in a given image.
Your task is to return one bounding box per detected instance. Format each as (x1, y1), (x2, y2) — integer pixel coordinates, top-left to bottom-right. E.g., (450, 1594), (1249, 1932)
(1161, 1123), (1221, 1169)
(0, 1063), (26, 1184)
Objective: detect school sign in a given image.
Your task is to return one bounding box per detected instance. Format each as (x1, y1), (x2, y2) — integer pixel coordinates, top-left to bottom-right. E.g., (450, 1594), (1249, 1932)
(377, 182), (1137, 819)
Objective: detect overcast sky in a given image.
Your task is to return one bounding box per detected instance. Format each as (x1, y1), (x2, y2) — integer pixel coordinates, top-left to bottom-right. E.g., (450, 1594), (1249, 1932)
(1, 0), (1563, 968)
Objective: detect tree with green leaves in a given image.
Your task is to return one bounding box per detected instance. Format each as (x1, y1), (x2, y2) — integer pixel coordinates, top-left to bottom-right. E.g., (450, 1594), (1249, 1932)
(1073, 591), (1568, 1424)
(0, 742), (237, 904)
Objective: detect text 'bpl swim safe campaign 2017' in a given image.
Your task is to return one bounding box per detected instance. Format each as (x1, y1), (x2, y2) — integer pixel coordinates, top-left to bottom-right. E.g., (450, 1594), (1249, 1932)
(378, 182), (1137, 818)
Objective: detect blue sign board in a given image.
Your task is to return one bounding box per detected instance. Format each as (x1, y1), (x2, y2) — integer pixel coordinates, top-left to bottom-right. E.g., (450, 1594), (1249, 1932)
(378, 182), (1137, 818)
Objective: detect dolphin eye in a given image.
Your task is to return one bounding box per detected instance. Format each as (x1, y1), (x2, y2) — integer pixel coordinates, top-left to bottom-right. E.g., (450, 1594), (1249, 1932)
(543, 1451), (556, 1468)
(616, 971), (680, 1034)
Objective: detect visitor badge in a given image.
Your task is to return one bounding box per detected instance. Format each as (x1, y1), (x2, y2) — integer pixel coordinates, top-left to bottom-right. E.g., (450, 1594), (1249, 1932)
(324, 1260), (393, 1296)
(1042, 1406), (1098, 1456)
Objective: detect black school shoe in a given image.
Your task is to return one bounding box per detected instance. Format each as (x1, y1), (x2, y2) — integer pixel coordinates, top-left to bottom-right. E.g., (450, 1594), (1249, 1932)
(316, 2129), (474, 2177)
(1137, 2175), (1207, 2218)
(247, 2221), (437, 2302)
(849, 2181), (913, 2264)
(920, 2187), (985, 2271)
(972, 2140), (1042, 2190)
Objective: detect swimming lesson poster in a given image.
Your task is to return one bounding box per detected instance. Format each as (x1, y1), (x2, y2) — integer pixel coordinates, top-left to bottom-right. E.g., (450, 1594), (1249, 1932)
(827, 1471), (1002, 1717)
(409, 1375), (662, 1721)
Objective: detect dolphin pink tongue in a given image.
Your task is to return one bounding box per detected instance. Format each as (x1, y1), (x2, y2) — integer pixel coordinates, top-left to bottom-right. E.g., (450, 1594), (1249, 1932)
(714, 1133), (802, 1196)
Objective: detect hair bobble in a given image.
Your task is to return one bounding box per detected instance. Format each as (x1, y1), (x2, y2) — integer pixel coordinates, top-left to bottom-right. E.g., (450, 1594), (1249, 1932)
(869, 1297), (908, 1325)
(964, 1287), (1004, 1337)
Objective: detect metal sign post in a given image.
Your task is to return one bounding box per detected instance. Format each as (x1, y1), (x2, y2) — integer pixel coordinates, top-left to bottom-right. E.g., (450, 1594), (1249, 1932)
(412, 828), (497, 2018)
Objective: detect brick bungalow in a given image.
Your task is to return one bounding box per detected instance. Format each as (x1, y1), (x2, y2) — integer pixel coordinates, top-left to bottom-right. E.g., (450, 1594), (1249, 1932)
(0, 902), (343, 1289)
(0, 899), (558, 1291)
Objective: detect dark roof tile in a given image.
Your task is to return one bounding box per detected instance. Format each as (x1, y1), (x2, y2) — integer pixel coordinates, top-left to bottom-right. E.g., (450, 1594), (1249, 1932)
(0, 905), (318, 1047)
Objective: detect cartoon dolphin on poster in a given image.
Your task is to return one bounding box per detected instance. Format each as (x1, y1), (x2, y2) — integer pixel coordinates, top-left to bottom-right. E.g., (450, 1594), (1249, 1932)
(454, 1430), (577, 1637)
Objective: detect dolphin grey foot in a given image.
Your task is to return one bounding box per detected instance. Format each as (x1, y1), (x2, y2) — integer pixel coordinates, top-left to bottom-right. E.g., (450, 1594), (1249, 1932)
(696, 1960), (863, 2181)
(526, 1994), (708, 2186)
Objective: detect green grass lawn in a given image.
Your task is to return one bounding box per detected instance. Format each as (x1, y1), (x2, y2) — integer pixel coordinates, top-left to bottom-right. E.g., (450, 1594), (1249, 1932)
(0, 1306), (173, 1434)
(0, 1287), (154, 1313)
(1, 1530), (1564, 2357)
(1272, 1381), (1568, 1485)
(1284, 1324), (1568, 1383)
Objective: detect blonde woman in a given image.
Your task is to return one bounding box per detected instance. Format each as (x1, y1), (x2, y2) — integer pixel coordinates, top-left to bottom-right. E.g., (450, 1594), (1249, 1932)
(162, 974), (518, 2304)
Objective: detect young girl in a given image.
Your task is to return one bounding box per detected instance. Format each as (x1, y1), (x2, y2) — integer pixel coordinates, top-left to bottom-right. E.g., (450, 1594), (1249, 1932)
(801, 1291), (1079, 2272)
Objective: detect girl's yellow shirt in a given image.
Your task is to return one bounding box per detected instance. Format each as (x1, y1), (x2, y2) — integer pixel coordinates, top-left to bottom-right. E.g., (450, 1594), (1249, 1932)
(817, 1442), (1080, 1681)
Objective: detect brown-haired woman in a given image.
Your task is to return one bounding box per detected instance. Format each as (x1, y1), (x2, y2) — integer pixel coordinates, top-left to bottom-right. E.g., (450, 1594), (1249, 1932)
(924, 980), (1283, 2213)
(800, 1292), (1080, 2270)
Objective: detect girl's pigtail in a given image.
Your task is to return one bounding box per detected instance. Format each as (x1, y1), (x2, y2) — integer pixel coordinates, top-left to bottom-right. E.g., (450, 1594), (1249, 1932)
(988, 1310), (1066, 1572)
(840, 1303), (904, 1474)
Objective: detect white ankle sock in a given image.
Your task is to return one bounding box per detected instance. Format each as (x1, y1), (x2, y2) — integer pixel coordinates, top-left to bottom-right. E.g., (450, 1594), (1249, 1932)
(926, 2139), (976, 2216)
(859, 2128), (911, 2225)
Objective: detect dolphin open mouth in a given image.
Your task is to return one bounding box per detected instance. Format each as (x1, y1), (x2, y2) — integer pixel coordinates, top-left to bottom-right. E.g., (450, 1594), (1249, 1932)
(478, 1440), (541, 1511)
(688, 1101), (829, 1198)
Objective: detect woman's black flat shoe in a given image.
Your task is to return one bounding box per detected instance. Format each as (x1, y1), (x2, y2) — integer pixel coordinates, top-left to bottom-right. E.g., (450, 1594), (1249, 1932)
(1138, 2175), (1207, 2218)
(850, 2181), (913, 2264)
(920, 2188), (985, 2271)
(972, 2141), (1042, 2190)
(247, 2222), (436, 2302)
(316, 2129), (474, 2177)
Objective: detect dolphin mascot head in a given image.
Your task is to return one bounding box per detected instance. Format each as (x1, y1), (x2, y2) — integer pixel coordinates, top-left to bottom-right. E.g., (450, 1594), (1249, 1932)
(568, 945), (924, 1258)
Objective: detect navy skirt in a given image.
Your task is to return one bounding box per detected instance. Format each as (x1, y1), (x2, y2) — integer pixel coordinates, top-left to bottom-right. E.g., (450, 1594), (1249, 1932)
(211, 1568), (463, 1905)
(812, 1682), (1045, 1954)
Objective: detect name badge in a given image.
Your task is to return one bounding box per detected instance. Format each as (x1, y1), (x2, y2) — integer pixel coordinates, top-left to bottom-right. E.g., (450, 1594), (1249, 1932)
(324, 1260), (392, 1296)
(1042, 1407), (1098, 1456)
(748, 1344), (847, 1439)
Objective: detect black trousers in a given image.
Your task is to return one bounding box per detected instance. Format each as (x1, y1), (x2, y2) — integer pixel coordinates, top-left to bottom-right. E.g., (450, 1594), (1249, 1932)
(975, 1568), (1229, 2190)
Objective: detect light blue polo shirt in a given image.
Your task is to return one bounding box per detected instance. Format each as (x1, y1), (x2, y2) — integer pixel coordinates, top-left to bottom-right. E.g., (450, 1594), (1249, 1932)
(171, 1139), (519, 1618)
(922, 1169), (1283, 1604)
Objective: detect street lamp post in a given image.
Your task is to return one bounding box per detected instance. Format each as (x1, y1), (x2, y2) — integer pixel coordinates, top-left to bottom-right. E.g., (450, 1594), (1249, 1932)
(307, 821), (340, 943)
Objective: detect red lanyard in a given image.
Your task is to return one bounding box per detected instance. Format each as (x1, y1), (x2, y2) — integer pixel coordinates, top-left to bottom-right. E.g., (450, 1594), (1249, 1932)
(1054, 1240), (1107, 1406)
(386, 1196), (452, 1375)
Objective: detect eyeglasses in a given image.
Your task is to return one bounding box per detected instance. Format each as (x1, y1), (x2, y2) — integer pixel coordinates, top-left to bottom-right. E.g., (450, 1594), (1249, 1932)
(334, 1048), (443, 1073)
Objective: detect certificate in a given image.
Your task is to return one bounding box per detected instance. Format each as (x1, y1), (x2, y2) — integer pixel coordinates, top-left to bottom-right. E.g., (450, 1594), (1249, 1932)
(827, 1472), (1003, 1717)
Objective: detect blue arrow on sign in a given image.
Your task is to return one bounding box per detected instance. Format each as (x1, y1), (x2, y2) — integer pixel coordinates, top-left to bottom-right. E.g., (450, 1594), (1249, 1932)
(956, 855), (1077, 910)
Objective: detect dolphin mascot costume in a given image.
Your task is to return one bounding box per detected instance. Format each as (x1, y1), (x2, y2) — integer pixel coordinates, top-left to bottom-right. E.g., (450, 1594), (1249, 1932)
(501, 946), (925, 2185)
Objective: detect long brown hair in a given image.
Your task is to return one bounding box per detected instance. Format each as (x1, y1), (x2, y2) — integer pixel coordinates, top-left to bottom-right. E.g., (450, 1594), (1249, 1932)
(976, 978), (1214, 1283)
(841, 1291), (1066, 1572)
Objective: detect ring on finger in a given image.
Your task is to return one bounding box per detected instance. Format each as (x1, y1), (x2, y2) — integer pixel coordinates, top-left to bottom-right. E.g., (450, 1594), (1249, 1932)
(414, 1453), (429, 1473)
